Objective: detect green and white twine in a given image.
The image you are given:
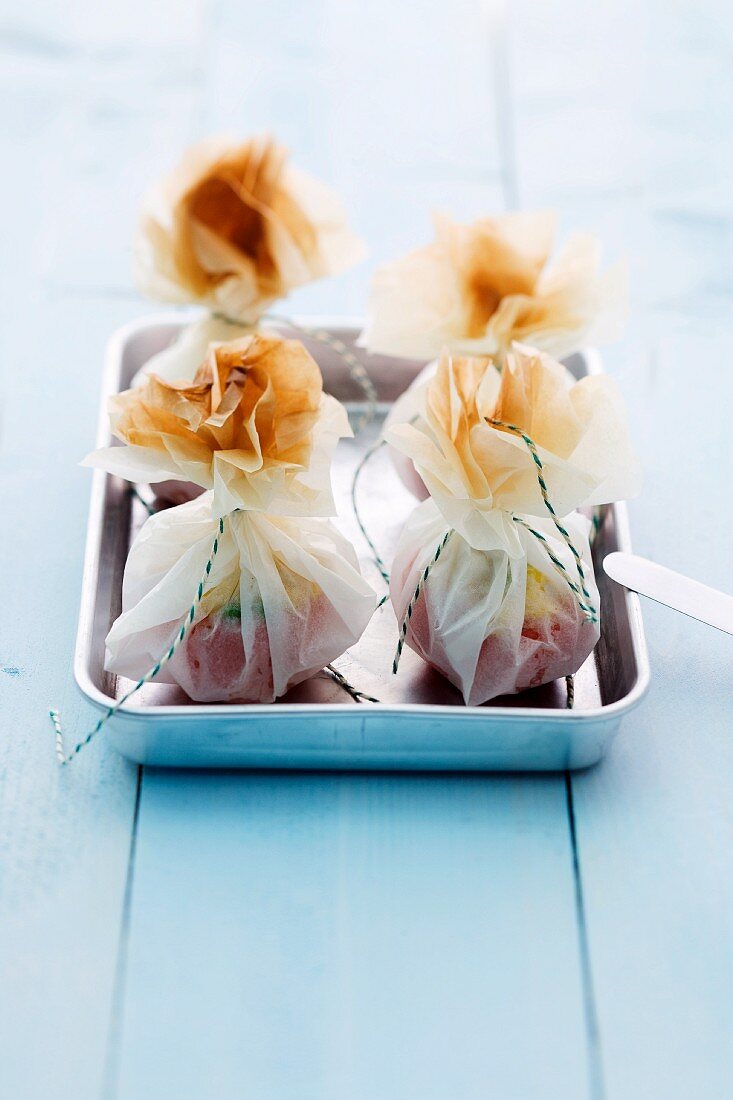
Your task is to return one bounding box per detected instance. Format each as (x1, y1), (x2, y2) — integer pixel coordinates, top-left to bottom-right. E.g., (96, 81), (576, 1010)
(484, 415), (594, 620)
(511, 515), (598, 623)
(50, 515), (228, 765)
(129, 485), (156, 516)
(265, 314), (378, 431)
(325, 663), (380, 704)
(350, 437), (391, 589)
(392, 528), (453, 674)
(51, 506), (384, 763)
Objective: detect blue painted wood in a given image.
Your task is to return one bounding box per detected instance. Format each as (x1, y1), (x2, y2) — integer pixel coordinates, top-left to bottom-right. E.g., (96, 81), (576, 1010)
(0, 6), (202, 1097)
(0, 295), (142, 1095)
(509, 2), (733, 1096)
(571, 326), (733, 1100)
(201, 0), (509, 314)
(118, 772), (591, 1100)
(4, 0), (733, 1097)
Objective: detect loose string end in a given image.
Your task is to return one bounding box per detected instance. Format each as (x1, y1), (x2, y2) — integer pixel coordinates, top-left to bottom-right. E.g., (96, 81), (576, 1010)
(49, 707), (67, 765)
(49, 515), (229, 766)
(50, 705), (110, 766)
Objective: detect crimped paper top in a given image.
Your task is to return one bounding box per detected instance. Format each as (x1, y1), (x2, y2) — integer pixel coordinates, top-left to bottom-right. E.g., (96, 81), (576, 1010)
(385, 344), (641, 554)
(85, 333), (351, 518)
(362, 210), (626, 361)
(135, 134), (366, 322)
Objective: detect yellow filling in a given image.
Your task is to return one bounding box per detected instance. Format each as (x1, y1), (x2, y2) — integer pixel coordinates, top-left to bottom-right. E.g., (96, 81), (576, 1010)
(524, 565), (554, 621)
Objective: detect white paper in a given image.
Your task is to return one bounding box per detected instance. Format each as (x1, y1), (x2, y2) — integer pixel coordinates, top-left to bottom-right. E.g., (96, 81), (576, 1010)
(391, 499), (600, 705)
(362, 210), (626, 361)
(84, 333), (351, 519)
(135, 134), (366, 324)
(384, 345), (640, 555)
(106, 493), (376, 703)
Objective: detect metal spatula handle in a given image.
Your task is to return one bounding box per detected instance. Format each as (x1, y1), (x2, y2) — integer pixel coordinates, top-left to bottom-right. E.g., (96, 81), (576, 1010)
(603, 552), (733, 636)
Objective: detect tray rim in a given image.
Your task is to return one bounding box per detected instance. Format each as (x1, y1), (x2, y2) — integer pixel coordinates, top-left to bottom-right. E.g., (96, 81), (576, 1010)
(73, 312), (651, 728)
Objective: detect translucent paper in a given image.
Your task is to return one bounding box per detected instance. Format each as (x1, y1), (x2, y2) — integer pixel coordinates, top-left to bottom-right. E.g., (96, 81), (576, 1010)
(363, 211), (625, 361)
(84, 334), (350, 517)
(136, 134), (366, 324)
(391, 500), (600, 705)
(386, 346), (639, 703)
(106, 494), (376, 703)
(385, 345), (641, 556)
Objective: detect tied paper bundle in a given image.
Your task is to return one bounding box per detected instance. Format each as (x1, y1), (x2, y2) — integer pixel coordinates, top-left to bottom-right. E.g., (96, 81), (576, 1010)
(385, 346), (640, 705)
(105, 494), (375, 703)
(135, 134), (365, 382)
(84, 334), (376, 704)
(85, 333), (348, 507)
(362, 210), (625, 363)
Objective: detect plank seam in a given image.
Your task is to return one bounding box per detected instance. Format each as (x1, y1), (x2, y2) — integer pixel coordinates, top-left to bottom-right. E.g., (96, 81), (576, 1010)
(565, 771), (606, 1100)
(100, 765), (143, 1100)
(490, 4), (520, 210)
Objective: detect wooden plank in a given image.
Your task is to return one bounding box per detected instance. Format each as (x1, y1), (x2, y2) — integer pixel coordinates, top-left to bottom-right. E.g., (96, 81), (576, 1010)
(118, 771), (591, 1100)
(29, 8), (207, 295)
(508, 2), (733, 1095)
(572, 323), (733, 1100)
(0, 292), (141, 1098)
(203, 0), (509, 313)
(0, 7), (204, 1097)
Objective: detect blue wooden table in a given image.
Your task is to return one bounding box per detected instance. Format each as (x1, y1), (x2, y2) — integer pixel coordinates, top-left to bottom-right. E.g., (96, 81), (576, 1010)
(2, 2), (733, 1097)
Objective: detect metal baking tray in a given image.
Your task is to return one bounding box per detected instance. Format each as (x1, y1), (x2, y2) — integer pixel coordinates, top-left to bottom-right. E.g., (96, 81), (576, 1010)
(73, 314), (649, 770)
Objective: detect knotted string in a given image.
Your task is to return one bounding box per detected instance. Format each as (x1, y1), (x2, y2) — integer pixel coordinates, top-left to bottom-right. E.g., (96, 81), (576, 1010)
(51, 504), (387, 762)
(487, 418), (598, 623)
(484, 418), (594, 616)
(50, 515), (228, 765)
(510, 516), (598, 623)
